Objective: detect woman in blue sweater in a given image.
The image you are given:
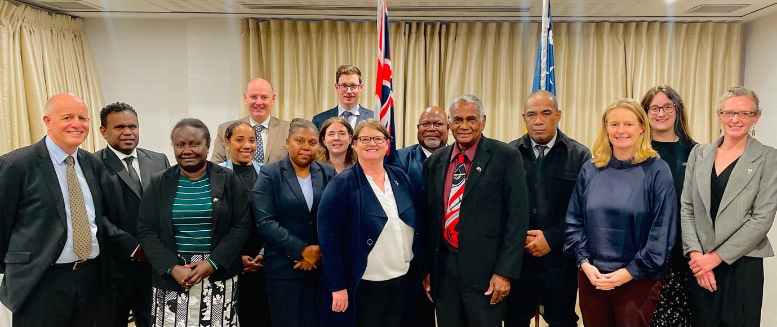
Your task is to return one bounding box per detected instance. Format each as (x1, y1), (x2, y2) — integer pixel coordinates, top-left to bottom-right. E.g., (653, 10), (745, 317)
(564, 98), (677, 327)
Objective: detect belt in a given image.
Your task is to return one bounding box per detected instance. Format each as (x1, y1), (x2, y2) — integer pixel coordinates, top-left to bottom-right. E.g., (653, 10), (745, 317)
(51, 258), (95, 271)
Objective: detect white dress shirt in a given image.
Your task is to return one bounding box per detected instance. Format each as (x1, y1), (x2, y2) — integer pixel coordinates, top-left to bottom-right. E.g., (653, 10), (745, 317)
(107, 145), (141, 183)
(362, 172), (414, 281)
(530, 132), (558, 158)
(250, 116), (271, 157)
(46, 136), (100, 263)
(337, 104), (362, 127)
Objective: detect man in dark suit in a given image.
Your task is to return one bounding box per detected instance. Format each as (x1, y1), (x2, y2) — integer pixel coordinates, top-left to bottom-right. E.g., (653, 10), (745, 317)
(212, 78), (291, 164)
(95, 102), (170, 327)
(0, 93), (114, 326)
(505, 90), (590, 327)
(390, 105), (448, 327)
(421, 94), (529, 327)
(312, 64), (374, 130)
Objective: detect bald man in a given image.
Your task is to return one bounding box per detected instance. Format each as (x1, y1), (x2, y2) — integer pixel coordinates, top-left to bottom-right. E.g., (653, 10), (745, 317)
(0, 93), (118, 325)
(211, 78), (291, 164)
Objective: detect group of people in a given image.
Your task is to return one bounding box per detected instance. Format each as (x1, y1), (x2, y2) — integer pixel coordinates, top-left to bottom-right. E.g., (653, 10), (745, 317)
(0, 62), (774, 327)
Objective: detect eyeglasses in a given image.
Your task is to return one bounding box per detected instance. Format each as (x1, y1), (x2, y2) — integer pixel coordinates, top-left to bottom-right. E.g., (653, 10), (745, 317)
(647, 103), (675, 114)
(357, 136), (388, 144)
(718, 110), (758, 119)
(337, 84), (362, 92)
(418, 122), (446, 129)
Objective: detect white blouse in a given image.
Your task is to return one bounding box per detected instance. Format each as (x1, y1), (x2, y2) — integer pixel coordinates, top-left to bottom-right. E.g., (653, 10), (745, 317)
(362, 172), (415, 281)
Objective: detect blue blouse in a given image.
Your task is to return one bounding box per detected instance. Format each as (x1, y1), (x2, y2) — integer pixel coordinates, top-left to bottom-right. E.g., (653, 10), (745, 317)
(563, 157), (677, 280)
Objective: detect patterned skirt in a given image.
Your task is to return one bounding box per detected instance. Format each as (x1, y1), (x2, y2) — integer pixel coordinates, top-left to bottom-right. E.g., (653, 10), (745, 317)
(151, 254), (240, 327)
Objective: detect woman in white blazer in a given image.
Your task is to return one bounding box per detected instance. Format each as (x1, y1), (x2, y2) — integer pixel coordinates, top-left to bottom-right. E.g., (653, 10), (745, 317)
(681, 86), (777, 327)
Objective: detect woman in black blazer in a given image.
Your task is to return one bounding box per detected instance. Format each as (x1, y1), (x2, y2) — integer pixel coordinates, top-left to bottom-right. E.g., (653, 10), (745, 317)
(318, 119), (419, 327)
(253, 118), (336, 327)
(136, 118), (251, 327)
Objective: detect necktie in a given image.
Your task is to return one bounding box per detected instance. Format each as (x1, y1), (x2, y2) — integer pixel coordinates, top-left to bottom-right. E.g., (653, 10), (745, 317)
(124, 156), (142, 196)
(444, 153), (467, 248)
(254, 124), (266, 163)
(65, 156), (92, 260)
(536, 145), (548, 167)
(341, 111), (354, 126)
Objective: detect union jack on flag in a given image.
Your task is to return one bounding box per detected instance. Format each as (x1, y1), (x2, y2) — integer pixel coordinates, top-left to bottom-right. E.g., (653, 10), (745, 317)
(375, 0), (396, 153)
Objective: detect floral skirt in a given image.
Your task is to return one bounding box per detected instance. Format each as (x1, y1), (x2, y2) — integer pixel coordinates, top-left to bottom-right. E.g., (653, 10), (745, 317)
(151, 254), (239, 327)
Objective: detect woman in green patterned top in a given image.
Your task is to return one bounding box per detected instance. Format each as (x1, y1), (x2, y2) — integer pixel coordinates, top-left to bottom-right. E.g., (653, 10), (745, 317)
(137, 118), (251, 327)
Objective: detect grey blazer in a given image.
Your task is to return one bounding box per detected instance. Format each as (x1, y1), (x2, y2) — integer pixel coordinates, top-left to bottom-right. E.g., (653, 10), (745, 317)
(681, 136), (777, 264)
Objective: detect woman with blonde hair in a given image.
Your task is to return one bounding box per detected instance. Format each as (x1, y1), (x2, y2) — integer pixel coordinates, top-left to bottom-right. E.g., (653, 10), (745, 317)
(564, 98), (677, 327)
(317, 116), (357, 173)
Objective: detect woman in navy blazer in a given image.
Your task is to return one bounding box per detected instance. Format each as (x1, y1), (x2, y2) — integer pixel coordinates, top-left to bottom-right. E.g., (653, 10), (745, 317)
(254, 119), (336, 327)
(318, 119), (420, 327)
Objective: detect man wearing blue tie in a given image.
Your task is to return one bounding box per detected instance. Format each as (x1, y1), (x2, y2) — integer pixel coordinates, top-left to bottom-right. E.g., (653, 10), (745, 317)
(312, 65), (374, 130)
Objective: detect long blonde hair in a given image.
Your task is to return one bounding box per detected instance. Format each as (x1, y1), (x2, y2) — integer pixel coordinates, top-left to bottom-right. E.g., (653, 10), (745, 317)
(591, 98), (658, 168)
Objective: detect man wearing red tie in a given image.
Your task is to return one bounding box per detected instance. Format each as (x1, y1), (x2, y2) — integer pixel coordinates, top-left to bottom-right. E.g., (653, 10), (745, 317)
(421, 94), (529, 327)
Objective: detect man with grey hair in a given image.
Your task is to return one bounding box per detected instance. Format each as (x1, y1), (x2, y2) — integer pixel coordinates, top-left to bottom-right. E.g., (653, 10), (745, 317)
(421, 94), (529, 327)
(505, 90), (590, 327)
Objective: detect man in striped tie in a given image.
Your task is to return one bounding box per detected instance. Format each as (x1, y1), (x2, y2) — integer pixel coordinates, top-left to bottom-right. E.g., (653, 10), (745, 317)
(211, 78), (291, 165)
(421, 94), (529, 327)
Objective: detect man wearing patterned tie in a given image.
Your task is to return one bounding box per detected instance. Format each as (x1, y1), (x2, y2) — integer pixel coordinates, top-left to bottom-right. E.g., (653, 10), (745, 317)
(95, 102), (170, 327)
(421, 94), (529, 327)
(211, 78), (291, 165)
(0, 93), (124, 326)
(311, 64), (374, 130)
(505, 90), (590, 327)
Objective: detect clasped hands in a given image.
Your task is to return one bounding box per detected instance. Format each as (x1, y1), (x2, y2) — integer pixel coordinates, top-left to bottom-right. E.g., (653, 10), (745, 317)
(242, 254), (264, 274)
(581, 263), (633, 291)
(294, 245), (322, 271)
(171, 260), (215, 289)
(689, 251), (723, 292)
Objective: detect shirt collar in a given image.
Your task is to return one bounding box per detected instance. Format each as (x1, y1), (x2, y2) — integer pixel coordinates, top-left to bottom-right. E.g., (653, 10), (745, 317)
(45, 135), (78, 165)
(450, 136), (482, 163)
(530, 130), (558, 151)
(249, 116), (271, 129)
(337, 104), (361, 117)
(107, 144), (138, 161)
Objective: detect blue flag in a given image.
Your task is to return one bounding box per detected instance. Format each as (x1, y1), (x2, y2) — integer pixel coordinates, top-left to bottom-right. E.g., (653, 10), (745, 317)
(532, 0), (556, 95)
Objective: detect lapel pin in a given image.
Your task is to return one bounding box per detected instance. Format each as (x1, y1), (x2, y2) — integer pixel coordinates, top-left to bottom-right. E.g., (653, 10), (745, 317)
(213, 198), (219, 203)
(476, 167), (482, 172)
(394, 180), (399, 186)
(746, 169), (753, 174)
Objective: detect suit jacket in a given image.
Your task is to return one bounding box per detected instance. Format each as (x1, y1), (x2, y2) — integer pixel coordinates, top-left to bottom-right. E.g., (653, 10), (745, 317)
(210, 116), (291, 165)
(253, 156), (336, 279)
(96, 147), (170, 280)
(312, 106), (374, 130)
(136, 162), (251, 291)
(421, 137), (529, 297)
(0, 137), (117, 312)
(318, 163), (419, 327)
(389, 144), (427, 195)
(681, 136), (777, 263)
(509, 130), (591, 259)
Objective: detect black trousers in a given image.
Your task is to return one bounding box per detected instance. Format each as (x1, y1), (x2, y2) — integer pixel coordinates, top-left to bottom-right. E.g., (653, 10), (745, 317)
(435, 252), (506, 327)
(355, 274), (409, 327)
(265, 272), (320, 327)
(96, 262), (153, 327)
(504, 253), (579, 327)
(238, 269), (271, 326)
(13, 260), (100, 327)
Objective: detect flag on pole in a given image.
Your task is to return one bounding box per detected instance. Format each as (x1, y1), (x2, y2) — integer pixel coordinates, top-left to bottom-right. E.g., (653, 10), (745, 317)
(532, 0), (556, 95)
(375, 0), (396, 154)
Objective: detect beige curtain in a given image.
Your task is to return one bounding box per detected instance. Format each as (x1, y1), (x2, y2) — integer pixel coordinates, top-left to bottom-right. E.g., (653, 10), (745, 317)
(0, 0), (104, 155)
(242, 19), (740, 149)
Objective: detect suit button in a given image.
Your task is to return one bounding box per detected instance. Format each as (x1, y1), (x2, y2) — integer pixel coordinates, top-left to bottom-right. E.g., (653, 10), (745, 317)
(532, 208), (537, 213)
(434, 248), (439, 252)
(367, 239), (374, 245)
(534, 183), (538, 189)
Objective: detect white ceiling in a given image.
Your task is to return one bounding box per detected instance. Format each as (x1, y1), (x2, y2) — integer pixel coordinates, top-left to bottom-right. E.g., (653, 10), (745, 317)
(17, 0), (777, 22)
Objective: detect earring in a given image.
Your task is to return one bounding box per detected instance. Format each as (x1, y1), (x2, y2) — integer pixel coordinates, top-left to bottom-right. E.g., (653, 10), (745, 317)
(751, 126), (756, 136)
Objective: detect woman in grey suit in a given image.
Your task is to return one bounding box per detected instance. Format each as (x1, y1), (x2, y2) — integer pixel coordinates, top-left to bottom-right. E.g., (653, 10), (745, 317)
(681, 86), (777, 327)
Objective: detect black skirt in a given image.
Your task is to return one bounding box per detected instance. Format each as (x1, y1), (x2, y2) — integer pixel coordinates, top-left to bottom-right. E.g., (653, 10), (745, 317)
(689, 256), (764, 327)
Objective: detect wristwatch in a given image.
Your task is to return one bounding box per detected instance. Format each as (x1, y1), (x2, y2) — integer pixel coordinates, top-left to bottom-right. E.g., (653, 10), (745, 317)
(578, 258), (589, 270)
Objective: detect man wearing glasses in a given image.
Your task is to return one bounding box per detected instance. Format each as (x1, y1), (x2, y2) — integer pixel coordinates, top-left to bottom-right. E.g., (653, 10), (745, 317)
(312, 64), (374, 130)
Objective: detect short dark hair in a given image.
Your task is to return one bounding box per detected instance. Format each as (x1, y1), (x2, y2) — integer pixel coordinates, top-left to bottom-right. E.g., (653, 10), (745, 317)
(100, 102), (138, 127)
(224, 121), (254, 141)
(336, 64), (362, 84)
(171, 118), (211, 148)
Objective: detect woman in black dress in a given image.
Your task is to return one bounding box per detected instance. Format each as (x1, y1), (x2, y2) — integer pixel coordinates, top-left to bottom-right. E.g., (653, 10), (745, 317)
(641, 85), (696, 327)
